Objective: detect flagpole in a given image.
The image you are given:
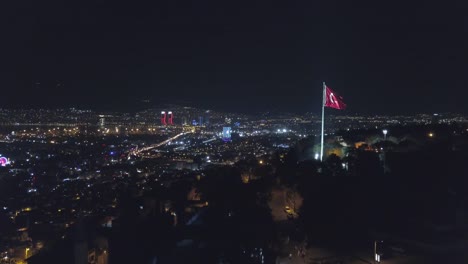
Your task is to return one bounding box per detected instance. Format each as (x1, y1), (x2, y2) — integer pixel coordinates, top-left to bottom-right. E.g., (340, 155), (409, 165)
(320, 82), (326, 161)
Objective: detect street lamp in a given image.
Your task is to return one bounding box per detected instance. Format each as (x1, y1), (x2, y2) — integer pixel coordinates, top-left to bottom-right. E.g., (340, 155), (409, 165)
(382, 129), (388, 141)
(374, 240), (382, 263)
(382, 130), (388, 173)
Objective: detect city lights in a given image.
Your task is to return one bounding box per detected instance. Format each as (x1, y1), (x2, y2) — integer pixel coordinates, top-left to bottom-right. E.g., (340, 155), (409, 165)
(0, 106), (465, 263)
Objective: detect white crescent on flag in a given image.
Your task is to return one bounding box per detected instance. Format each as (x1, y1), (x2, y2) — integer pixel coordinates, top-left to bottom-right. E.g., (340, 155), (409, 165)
(325, 86), (346, 110)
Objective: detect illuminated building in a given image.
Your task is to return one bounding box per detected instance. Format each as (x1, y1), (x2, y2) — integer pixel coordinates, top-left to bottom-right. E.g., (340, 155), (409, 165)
(161, 111), (167, 125)
(222, 127), (231, 142)
(99, 115), (105, 127)
(168, 111), (174, 125)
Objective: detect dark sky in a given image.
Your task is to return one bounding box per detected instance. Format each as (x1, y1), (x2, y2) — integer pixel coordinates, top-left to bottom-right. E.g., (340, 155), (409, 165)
(2, 0), (467, 114)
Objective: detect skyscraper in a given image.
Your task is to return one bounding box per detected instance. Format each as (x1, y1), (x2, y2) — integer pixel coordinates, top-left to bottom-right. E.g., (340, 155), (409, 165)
(161, 111), (167, 125)
(168, 111), (174, 125)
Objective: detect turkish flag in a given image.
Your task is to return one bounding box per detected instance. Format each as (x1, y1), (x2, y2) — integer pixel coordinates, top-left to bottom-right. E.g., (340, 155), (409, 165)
(325, 86), (346, 110)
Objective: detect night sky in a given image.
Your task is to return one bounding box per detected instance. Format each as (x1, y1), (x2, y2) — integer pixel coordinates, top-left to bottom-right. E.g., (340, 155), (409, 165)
(3, 1), (467, 114)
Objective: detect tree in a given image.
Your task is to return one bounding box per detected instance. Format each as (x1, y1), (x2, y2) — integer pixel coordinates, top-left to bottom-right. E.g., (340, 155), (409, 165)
(196, 166), (276, 262)
(324, 154), (344, 177)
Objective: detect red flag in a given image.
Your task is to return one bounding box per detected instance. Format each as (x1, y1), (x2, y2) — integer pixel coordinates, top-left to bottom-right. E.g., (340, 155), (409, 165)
(324, 86), (346, 110)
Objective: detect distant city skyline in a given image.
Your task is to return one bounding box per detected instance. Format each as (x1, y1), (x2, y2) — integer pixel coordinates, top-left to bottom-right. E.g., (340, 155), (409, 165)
(0, 96), (465, 116)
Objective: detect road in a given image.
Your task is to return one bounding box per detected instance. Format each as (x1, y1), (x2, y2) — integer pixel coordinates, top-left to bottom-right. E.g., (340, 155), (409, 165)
(132, 132), (188, 155)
